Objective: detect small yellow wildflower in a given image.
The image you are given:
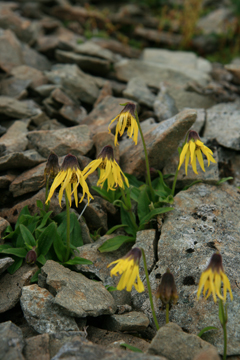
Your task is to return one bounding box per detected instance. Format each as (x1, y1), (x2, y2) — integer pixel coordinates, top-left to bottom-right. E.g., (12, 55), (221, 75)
(178, 130), (216, 175)
(108, 103), (138, 146)
(107, 247), (144, 293)
(156, 268), (178, 305)
(46, 154), (93, 207)
(82, 145), (129, 191)
(197, 252), (233, 303)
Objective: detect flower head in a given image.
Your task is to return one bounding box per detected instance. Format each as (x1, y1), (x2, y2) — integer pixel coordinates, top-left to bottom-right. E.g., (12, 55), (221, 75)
(46, 154), (93, 207)
(156, 268), (178, 305)
(197, 252), (233, 303)
(108, 103), (138, 146)
(107, 247), (144, 293)
(178, 130), (216, 175)
(82, 145), (129, 191)
(44, 152), (60, 181)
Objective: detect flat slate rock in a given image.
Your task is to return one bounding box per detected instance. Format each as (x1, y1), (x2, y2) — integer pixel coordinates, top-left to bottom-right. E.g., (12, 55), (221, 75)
(105, 311), (150, 332)
(0, 96), (38, 119)
(0, 149), (45, 171)
(0, 321), (25, 360)
(20, 284), (79, 334)
(0, 257), (14, 275)
(41, 260), (117, 318)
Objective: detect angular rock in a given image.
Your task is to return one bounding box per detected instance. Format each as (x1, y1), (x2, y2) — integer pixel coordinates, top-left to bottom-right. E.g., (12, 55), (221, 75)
(204, 102), (240, 150)
(93, 131), (119, 162)
(0, 321), (25, 360)
(77, 198), (108, 234)
(55, 50), (111, 76)
(74, 41), (115, 62)
(0, 96), (38, 119)
(24, 334), (50, 360)
(193, 348), (220, 360)
(147, 323), (217, 360)
(0, 217), (10, 237)
(9, 162), (46, 197)
(10, 65), (48, 89)
(0, 29), (24, 72)
(81, 95), (135, 135)
(20, 284), (79, 334)
(21, 42), (51, 72)
(225, 63), (240, 85)
(92, 37), (141, 58)
(0, 120), (29, 153)
(119, 109), (197, 177)
(123, 77), (156, 108)
(45, 64), (99, 105)
(0, 77), (30, 99)
(153, 84), (178, 122)
(41, 260), (117, 317)
(0, 257), (14, 275)
(0, 264), (38, 313)
(0, 149), (45, 172)
(27, 125), (93, 158)
(105, 311), (149, 332)
(94, 81), (113, 107)
(0, 187), (62, 224)
(134, 229), (156, 279)
(197, 8), (233, 36)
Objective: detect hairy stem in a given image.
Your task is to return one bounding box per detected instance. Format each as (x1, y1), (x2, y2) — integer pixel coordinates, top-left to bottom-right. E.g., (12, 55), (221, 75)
(65, 190), (71, 262)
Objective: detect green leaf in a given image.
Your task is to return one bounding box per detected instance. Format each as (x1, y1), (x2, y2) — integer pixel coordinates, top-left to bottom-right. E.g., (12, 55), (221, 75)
(139, 207), (173, 226)
(36, 222), (56, 256)
(2, 247), (27, 258)
(70, 213), (83, 248)
(63, 257), (93, 265)
(20, 224), (36, 248)
(120, 343), (143, 353)
(177, 146), (182, 156)
(105, 285), (117, 292)
(120, 204), (137, 237)
(3, 225), (13, 235)
(37, 211), (53, 230)
(129, 186), (141, 202)
(106, 224), (128, 235)
(182, 180), (202, 190)
(37, 254), (46, 266)
(98, 235), (135, 253)
(36, 200), (44, 209)
(54, 231), (66, 263)
(91, 185), (112, 202)
(7, 257), (23, 274)
(216, 177), (233, 185)
(0, 244), (13, 252)
(15, 206), (30, 228)
(125, 174), (144, 187)
(137, 187), (150, 222)
(30, 269), (41, 283)
(197, 326), (218, 338)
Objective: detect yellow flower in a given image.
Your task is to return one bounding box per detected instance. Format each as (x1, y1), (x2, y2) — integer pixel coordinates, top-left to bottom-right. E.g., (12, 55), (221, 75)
(178, 130), (216, 175)
(82, 145), (129, 191)
(46, 154), (93, 207)
(108, 102), (138, 146)
(197, 253), (233, 303)
(107, 247), (144, 293)
(156, 268), (178, 305)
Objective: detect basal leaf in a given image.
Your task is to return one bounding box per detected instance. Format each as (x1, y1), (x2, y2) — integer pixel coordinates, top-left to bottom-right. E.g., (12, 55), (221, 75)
(36, 222), (56, 256)
(120, 343), (143, 353)
(106, 224), (128, 235)
(7, 257), (23, 274)
(63, 257), (92, 265)
(54, 230), (66, 263)
(98, 235), (135, 253)
(2, 247), (27, 258)
(197, 326), (218, 338)
(20, 224), (36, 248)
(139, 207), (173, 226)
(120, 204), (137, 237)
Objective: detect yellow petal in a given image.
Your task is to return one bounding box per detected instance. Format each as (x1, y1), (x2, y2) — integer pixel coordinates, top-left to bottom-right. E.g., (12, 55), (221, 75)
(189, 140), (196, 164)
(196, 148), (205, 172)
(46, 170), (66, 204)
(185, 149), (190, 176)
(191, 152), (198, 174)
(178, 143), (189, 170)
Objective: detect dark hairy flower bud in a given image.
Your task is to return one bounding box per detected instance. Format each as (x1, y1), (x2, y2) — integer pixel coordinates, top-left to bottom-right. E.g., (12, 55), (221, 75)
(44, 152), (60, 180)
(98, 145), (114, 161)
(25, 248), (37, 265)
(157, 268), (178, 305)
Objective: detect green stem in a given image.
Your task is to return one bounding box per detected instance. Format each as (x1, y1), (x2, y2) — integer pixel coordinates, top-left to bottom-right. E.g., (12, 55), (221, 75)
(219, 299), (227, 360)
(45, 177), (49, 211)
(171, 166), (179, 196)
(141, 248), (160, 330)
(120, 188), (138, 231)
(166, 303), (169, 324)
(65, 190), (71, 262)
(135, 110), (155, 201)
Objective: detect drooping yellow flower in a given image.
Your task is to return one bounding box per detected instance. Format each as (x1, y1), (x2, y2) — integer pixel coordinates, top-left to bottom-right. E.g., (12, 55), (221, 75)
(82, 145), (129, 191)
(197, 252), (233, 303)
(156, 268), (178, 305)
(108, 103), (138, 146)
(107, 247), (144, 293)
(178, 130), (216, 175)
(46, 154), (93, 207)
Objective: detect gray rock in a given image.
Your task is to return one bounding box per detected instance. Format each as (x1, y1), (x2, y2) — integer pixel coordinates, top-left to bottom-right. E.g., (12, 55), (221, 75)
(0, 120), (29, 153)
(27, 125), (93, 158)
(0, 77), (31, 99)
(41, 260), (117, 317)
(21, 42), (51, 72)
(0, 172), (17, 189)
(0, 321), (25, 360)
(153, 84), (178, 122)
(218, 147), (240, 187)
(115, 59), (210, 88)
(0, 257), (14, 275)
(45, 64), (99, 104)
(197, 8), (233, 36)
(189, 108), (206, 134)
(74, 235), (132, 306)
(51, 339), (167, 360)
(23, 333), (50, 360)
(34, 84), (58, 98)
(49, 332), (89, 359)
(20, 284), (79, 334)
(10, 65), (48, 90)
(134, 229), (156, 279)
(55, 50), (111, 76)
(0, 96), (38, 119)
(193, 347), (220, 360)
(9, 162), (46, 197)
(105, 311), (149, 332)
(123, 77), (156, 108)
(0, 29), (24, 72)
(0, 149), (45, 171)
(0, 264), (38, 313)
(147, 322), (217, 360)
(204, 102), (240, 150)
(0, 217), (10, 238)
(144, 184), (239, 355)
(74, 41), (115, 62)
(77, 198), (108, 233)
(119, 109), (197, 177)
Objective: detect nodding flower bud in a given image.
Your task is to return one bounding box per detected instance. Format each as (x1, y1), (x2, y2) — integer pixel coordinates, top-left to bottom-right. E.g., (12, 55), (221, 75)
(44, 152), (60, 180)
(61, 154), (79, 171)
(98, 145), (114, 161)
(187, 130), (201, 142)
(156, 268), (178, 305)
(25, 248), (37, 265)
(120, 102), (136, 117)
